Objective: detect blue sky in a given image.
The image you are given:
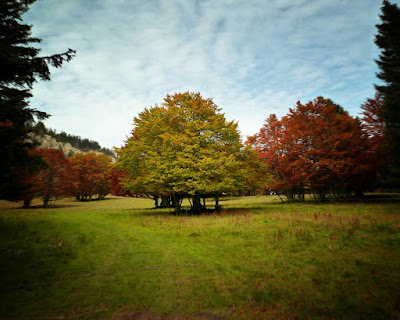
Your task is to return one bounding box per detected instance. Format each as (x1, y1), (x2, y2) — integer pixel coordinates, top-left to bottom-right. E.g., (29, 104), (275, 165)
(24, 0), (386, 148)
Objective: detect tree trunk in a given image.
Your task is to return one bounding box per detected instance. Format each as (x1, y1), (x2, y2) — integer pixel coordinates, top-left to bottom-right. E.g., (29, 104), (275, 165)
(192, 192), (203, 214)
(214, 194), (220, 211)
(43, 195), (51, 208)
(22, 199), (31, 209)
(355, 188), (364, 199)
(285, 191), (294, 201)
(173, 194), (182, 213)
(170, 196), (177, 208)
(153, 195), (159, 208)
(160, 195), (170, 208)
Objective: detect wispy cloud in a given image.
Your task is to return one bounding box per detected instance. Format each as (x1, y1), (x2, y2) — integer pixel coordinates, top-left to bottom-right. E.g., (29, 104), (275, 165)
(24, 0), (382, 148)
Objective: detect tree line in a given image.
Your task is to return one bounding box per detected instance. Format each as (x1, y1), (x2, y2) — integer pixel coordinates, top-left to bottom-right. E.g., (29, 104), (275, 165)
(19, 150), (127, 208)
(12, 86), (388, 210)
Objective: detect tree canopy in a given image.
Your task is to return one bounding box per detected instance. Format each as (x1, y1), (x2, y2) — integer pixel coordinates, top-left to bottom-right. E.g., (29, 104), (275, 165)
(70, 153), (112, 201)
(117, 92), (267, 213)
(27, 148), (75, 208)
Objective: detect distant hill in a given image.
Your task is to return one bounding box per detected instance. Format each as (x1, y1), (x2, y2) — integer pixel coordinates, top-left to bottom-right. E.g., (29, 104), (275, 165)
(30, 122), (115, 158)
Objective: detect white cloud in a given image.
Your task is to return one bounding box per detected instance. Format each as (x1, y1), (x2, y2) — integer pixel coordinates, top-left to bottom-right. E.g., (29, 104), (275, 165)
(24, 0), (382, 148)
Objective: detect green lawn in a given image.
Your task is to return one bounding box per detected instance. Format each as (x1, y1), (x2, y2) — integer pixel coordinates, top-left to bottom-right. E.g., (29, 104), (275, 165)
(1, 195), (399, 319)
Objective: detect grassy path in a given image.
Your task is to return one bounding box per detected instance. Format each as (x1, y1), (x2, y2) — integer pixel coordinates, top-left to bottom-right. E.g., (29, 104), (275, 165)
(1, 195), (400, 319)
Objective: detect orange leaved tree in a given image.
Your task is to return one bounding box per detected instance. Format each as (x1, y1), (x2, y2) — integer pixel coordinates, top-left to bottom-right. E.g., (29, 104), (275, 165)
(70, 153), (112, 201)
(33, 149), (76, 207)
(360, 93), (387, 185)
(19, 148), (75, 208)
(110, 166), (133, 197)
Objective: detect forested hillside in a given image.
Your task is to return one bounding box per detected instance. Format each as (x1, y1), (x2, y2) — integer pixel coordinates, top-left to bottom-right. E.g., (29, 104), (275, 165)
(31, 122), (115, 158)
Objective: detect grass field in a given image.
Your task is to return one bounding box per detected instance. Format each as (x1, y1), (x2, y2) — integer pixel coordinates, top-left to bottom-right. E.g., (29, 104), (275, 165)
(1, 195), (400, 319)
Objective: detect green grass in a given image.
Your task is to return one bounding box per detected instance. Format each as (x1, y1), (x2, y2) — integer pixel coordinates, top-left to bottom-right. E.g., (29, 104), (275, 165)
(1, 195), (400, 319)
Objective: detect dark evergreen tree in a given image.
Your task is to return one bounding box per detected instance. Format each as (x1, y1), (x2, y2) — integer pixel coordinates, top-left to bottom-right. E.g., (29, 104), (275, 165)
(0, 0), (75, 198)
(375, 0), (400, 188)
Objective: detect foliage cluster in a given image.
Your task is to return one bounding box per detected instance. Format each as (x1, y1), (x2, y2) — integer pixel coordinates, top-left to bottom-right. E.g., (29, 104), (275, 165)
(20, 148), (75, 208)
(70, 152), (113, 201)
(248, 97), (386, 201)
(19, 150), (114, 207)
(109, 166), (134, 197)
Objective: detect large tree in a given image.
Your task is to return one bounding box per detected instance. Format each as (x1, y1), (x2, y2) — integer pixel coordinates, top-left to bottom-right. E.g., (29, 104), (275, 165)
(21, 148), (76, 208)
(70, 153), (112, 201)
(0, 0), (75, 198)
(375, 0), (400, 188)
(110, 166), (133, 197)
(117, 92), (267, 213)
(35, 149), (75, 208)
(248, 97), (378, 201)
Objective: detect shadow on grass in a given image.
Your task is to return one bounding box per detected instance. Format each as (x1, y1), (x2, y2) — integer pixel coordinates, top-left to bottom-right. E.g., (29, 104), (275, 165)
(10, 196), (135, 210)
(11, 203), (81, 210)
(126, 206), (277, 218)
(0, 218), (75, 317)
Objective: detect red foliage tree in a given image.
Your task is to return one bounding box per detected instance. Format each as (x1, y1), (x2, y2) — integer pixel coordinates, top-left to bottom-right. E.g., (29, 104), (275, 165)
(33, 149), (76, 207)
(110, 166), (133, 197)
(18, 148), (75, 208)
(249, 97), (379, 201)
(18, 169), (40, 208)
(247, 114), (302, 199)
(70, 153), (112, 201)
(360, 93), (387, 184)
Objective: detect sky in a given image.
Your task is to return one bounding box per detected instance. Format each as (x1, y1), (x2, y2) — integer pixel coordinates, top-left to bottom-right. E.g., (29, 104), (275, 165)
(23, 0), (387, 149)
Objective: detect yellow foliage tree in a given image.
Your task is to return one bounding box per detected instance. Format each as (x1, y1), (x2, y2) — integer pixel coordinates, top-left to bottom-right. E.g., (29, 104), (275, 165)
(117, 92), (268, 213)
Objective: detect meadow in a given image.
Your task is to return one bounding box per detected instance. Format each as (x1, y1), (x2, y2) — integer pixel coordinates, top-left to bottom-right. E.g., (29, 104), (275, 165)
(0, 195), (399, 319)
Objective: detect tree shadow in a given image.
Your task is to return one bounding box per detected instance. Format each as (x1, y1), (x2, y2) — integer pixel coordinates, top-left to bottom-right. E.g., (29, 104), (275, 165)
(10, 203), (80, 210)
